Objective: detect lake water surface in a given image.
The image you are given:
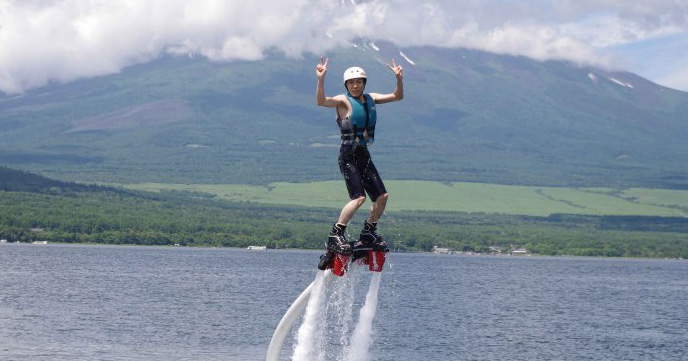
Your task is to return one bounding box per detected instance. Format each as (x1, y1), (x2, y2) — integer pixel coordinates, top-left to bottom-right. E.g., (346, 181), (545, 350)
(1, 244), (686, 360)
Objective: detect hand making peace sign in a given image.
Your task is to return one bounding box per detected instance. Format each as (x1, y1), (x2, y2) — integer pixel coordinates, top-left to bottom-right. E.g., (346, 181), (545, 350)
(316, 56), (329, 80)
(387, 59), (403, 80)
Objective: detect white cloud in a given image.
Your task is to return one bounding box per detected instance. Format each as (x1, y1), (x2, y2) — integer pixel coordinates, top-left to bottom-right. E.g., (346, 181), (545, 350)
(443, 21), (602, 65)
(1, 0), (687, 94)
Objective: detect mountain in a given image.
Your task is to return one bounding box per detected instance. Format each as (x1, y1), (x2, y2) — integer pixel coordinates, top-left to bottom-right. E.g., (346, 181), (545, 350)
(1, 41), (688, 188)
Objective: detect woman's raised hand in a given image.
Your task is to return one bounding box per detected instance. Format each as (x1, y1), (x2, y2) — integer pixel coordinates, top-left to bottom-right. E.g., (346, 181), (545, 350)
(387, 58), (403, 79)
(316, 56), (329, 79)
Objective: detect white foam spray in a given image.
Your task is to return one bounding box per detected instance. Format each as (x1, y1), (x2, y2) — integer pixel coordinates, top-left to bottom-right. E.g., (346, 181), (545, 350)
(292, 271), (327, 361)
(325, 271), (355, 361)
(290, 263), (383, 361)
(346, 272), (382, 361)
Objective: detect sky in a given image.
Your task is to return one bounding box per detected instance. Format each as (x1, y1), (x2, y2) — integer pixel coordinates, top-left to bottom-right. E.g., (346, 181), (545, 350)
(1, 0), (687, 94)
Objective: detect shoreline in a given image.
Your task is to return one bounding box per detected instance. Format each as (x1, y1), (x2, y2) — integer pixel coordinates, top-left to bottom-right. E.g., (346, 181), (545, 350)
(3, 241), (684, 261)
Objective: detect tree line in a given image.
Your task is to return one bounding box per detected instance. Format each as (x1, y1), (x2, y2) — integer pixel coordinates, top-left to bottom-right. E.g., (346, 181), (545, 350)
(3, 165), (688, 258)
(2, 188), (688, 258)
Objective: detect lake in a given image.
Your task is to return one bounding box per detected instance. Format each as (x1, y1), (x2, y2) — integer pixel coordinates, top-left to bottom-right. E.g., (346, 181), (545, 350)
(1, 244), (686, 360)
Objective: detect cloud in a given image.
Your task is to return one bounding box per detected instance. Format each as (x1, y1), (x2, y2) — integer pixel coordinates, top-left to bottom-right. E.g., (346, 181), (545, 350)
(1, 0), (687, 94)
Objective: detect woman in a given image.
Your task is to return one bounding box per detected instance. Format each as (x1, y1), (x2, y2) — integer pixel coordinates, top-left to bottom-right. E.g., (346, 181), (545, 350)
(315, 56), (404, 256)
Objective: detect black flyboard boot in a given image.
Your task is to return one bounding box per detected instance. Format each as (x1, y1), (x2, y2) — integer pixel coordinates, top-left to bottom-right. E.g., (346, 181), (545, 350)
(352, 221), (388, 272)
(328, 224), (352, 255)
(318, 224), (352, 276)
(354, 220), (389, 252)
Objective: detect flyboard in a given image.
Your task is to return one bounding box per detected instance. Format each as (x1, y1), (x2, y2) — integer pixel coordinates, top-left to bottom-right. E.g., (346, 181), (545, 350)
(318, 244), (389, 276)
(266, 246), (388, 361)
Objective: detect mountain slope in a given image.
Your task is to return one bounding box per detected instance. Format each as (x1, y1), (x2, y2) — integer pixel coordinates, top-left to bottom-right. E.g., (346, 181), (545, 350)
(0, 166), (90, 193)
(1, 42), (687, 188)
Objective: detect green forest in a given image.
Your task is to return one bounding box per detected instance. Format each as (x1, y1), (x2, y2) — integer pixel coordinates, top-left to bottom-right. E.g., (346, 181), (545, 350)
(2, 167), (688, 258)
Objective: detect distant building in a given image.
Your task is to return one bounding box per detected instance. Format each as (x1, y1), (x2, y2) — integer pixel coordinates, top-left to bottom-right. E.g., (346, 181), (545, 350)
(432, 246), (451, 254)
(511, 248), (528, 255)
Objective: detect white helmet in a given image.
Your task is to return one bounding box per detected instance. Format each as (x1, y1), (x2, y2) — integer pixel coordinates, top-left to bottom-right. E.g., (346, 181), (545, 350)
(343, 67), (367, 83)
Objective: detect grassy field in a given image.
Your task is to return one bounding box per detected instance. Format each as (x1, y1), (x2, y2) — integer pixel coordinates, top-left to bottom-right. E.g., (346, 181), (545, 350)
(120, 181), (688, 217)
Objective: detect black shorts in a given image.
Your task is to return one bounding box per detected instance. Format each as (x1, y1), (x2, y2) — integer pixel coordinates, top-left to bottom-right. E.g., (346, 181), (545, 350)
(338, 145), (387, 202)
